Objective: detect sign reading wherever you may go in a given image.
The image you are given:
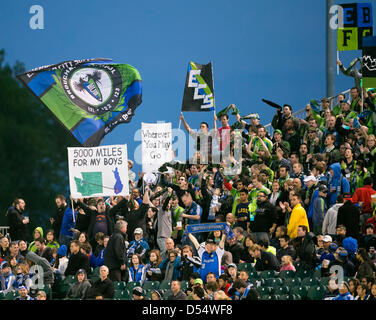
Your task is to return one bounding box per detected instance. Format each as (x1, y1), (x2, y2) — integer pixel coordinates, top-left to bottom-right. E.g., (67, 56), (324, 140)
(17, 58), (142, 147)
(68, 144), (129, 198)
(181, 61), (215, 112)
(141, 122), (172, 173)
(337, 2), (373, 51)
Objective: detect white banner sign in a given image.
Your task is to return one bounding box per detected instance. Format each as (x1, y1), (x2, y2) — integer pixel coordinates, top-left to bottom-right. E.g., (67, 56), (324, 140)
(67, 144), (129, 198)
(142, 122), (172, 173)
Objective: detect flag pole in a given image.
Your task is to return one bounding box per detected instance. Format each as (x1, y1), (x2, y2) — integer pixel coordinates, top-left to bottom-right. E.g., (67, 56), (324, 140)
(337, 51), (339, 75)
(70, 195), (76, 224)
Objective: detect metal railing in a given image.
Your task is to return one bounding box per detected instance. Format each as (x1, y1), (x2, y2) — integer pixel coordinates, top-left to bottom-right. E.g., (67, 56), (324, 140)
(264, 88), (351, 137)
(0, 226), (10, 238)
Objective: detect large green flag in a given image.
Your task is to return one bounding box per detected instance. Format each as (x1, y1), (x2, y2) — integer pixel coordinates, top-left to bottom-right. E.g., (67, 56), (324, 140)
(17, 58), (142, 146)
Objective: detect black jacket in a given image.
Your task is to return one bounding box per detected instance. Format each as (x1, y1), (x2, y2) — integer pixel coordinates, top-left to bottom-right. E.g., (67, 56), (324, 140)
(254, 250), (280, 271)
(77, 198), (128, 240)
(104, 228), (127, 271)
(277, 245), (297, 262)
(295, 232), (317, 270)
(7, 207), (28, 241)
(250, 200), (277, 233)
(337, 201), (360, 239)
(85, 277), (114, 299)
(125, 203), (150, 242)
(64, 251), (91, 276)
(51, 206), (65, 239)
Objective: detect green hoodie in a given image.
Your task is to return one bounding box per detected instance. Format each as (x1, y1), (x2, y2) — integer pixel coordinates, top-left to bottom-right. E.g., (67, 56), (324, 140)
(28, 227), (44, 252)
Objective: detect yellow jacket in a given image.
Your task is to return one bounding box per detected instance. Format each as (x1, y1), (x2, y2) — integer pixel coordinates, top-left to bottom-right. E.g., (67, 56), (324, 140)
(287, 203), (309, 239)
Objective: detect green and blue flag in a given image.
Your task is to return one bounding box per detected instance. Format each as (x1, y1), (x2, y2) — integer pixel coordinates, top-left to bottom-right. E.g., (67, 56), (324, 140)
(17, 58), (142, 146)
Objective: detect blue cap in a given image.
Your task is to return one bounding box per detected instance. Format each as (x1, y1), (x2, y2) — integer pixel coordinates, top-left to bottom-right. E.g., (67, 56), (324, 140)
(57, 245), (67, 256)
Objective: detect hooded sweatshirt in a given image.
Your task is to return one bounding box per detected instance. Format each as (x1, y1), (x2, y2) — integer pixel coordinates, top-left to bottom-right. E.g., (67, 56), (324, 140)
(28, 227), (44, 252)
(328, 163), (350, 207)
(66, 272), (91, 299)
(322, 203), (343, 235)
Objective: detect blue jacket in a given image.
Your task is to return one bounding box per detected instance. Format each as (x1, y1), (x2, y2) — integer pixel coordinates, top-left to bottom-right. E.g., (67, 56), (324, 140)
(307, 188), (319, 219)
(89, 248), (105, 268)
(159, 256), (182, 280)
(328, 163), (350, 207)
(332, 292), (354, 300)
(127, 238), (150, 259)
(128, 264), (147, 284)
(60, 207), (77, 237)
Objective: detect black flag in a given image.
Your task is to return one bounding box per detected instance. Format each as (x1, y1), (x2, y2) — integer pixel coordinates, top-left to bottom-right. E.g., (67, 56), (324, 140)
(181, 61), (215, 112)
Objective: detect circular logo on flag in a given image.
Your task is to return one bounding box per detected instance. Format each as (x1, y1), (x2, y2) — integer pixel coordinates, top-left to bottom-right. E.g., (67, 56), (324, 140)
(61, 65), (122, 115)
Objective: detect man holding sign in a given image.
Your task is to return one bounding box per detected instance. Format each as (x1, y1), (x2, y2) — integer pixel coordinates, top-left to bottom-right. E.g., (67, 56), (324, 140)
(188, 231), (226, 283)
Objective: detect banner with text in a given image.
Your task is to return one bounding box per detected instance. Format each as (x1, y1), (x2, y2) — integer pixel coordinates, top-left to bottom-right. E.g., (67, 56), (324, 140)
(141, 122), (172, 173)
(337, 3), (373, 51)
(68, 144), (129, 198)
(181, 61), (215, 112)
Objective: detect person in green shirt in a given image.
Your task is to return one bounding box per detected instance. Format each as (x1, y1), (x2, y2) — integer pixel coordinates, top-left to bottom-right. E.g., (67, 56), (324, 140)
(334, 93), (347, 116)
(248, 174), (271, 202)
(339, 100), (358, 125)
(170, 195), (185, 242)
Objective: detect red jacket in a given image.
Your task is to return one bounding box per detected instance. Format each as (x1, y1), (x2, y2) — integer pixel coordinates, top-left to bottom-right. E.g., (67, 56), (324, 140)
(351, 185), (376, 214)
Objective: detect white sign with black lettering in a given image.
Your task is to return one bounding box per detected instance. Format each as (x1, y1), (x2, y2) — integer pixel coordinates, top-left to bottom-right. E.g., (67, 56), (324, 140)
(67, 144), (129, 198)
(141, 122), (172, 173)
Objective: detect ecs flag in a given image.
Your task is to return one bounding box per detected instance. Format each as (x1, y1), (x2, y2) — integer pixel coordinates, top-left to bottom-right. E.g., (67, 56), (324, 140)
(181, 61), (215, 112)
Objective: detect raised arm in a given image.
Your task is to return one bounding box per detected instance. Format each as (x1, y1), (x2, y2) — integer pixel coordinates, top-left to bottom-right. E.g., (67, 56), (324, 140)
(188, 233), (200, 250)
(179, 113), (191, 134)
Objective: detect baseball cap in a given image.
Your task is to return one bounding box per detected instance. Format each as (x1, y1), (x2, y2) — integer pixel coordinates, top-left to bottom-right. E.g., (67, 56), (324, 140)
(206, 239), (215, 245)
(18, 286), (27, 291)
(134, 228), (143, 235)
(193, 278), (204, 286)
(329, 242), (338, 252)
(340, 281), (350, 291)
(250, 113), (260, 120)
(343, 193), (352, 200)
(337, 248), (348, 261)
(76, 268), (87, 276)
(227, 263), (237, 269)
(274, 129), (282, 135)
(1, 262), (10, 269)
(322, 235), (332, 243)
(319, 185), (328, 193)
(303, 175), (318, 183)
(132, 286), (143, 296)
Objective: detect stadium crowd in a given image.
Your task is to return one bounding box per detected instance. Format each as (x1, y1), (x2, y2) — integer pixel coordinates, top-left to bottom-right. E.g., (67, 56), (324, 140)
(2, 85), (376, 301)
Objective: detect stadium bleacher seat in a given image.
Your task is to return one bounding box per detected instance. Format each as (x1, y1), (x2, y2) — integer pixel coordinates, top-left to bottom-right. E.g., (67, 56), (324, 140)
(295, 269), (311, 280)
(126, 281), (141, 292)
(290, 285), (309, 299)
(142, 281), (160, 291)
(248, 271), (260, 279)
(159, 280), (172, 291)
(301, 277), (319, 287)
(306, 284), (327, 300)
(278, 270), (295, 279)
(180, 280), (189, 291)
(264, 277), (283, 287)
(260, 270), (277, 279)
(114, 281), (126, 291)
(113, 289), (131, 300)
(4, 291), (19, 300)
(238, 263), (254, 273)
(283, 277), (301, 287)
(274, 285), (290, 295)
(257, 286), (274, 295)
